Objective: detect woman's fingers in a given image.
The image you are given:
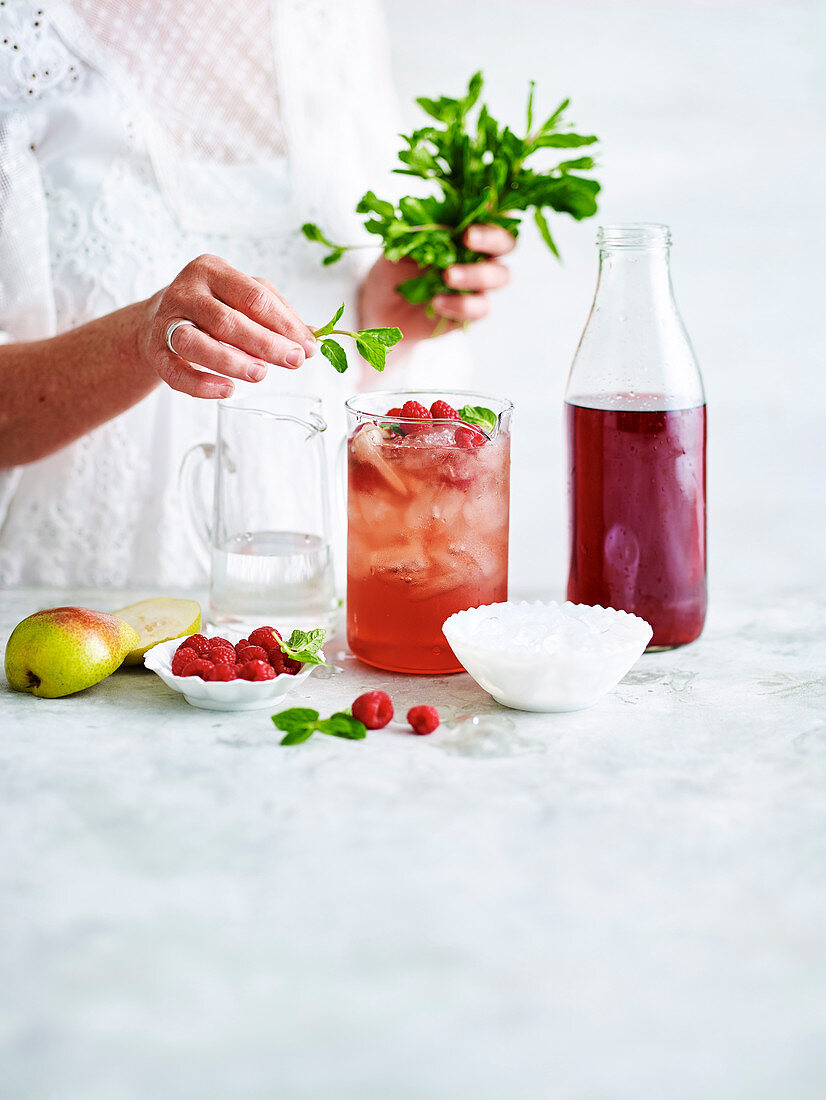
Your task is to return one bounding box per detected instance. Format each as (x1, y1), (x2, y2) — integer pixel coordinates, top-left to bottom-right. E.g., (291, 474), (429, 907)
(443, 261), (510, 292)
(199, 256), (317, 356)
(158, 355), (235, 400)
(463, 224), (516, 257)
(431, 292), (491, 323)
(188, 294), (306, 370)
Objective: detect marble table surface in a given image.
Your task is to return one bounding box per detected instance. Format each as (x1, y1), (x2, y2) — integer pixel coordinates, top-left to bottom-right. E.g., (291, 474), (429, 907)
(1, 586), (825, 1100)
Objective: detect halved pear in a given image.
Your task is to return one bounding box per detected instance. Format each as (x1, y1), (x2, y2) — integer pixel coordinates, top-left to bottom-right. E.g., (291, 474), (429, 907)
(113, 597), (202, 665)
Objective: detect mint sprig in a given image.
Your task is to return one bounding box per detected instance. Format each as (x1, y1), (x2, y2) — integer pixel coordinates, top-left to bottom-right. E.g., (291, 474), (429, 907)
(310, 302), (402, 374)
(278, 628), (327, 667)
(272, 707), (367, 746)
(458, 405), (497, 434)
(302, 72), (600, 308)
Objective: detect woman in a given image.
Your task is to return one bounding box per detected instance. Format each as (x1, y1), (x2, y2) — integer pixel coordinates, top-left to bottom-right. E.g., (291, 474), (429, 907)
(0, 0), (513, 586)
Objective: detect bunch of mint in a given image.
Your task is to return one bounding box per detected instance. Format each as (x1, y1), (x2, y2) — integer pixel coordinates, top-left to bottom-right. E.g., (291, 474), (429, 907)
(311, 302), (401, 374)
(302, 71), (600, 307)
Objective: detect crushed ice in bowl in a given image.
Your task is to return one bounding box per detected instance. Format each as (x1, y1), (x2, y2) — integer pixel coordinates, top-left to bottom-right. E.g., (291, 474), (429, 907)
(443, 600), (653, 713)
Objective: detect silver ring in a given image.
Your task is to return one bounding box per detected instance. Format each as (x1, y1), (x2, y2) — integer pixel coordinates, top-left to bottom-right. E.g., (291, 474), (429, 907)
(165, 318), (198, 355)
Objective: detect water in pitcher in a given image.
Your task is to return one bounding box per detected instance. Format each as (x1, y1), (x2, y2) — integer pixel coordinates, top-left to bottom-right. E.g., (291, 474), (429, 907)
(210, 530), (336, 633)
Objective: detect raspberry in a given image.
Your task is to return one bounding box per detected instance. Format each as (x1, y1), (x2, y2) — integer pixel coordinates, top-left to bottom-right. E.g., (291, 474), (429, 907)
(240, 659), (276, 681)
(455, 425), (486, 448)
(234, 639), (250, 654)
(205, 663), (238, 681)
(171, 646), (199, 676)
(283, 657), (303, 676)
(236, 644), (269, 664)
(210, 647), (236, 666)
(401, 400), (431, 421)
(179, 657), (214, 679)
(430, 399), (461, 421)
(386, 406), (403, 418)
(352, 690), (394, 730)
(407, 705), (440, 735)
(233, 662), (246, 678)
(182, 634), (211, 656)
(268, 649), (286, 675)
(248, 626), (283, 652)
(207, 636), (235, 652)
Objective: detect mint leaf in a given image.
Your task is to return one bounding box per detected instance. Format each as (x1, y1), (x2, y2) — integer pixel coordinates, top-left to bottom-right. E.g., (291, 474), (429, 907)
(314, 303), (346, 337)
(533, 209), (560, 258)
(355, 335), (387, 372)
(279, 628), (327, 667)
(459, 405), (497, 434)
(316, 713), (367, 740)
(320, 339), (348, 374)
(272, 705), (368, 746)
(357, 327), (402, 348)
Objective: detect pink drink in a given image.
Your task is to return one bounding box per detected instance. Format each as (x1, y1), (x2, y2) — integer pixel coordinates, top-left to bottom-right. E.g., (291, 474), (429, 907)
(347, 419), (510, 674)
(566, 399), (707, 648)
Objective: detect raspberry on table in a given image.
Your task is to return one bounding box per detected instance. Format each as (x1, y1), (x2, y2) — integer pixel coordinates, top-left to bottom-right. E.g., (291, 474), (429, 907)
(248, 626), (282, 652)
(205, 664), (237, 681)
(182, 634), (211, 656)
(351, 690), (394, 729)
(430, 400), (461, 421)
(236, 644), (269, 664)
(171, 647), (199, 676)
(407, 705), (440, 735)
(240, 659), (276, 681)
(179, 657), (215, 679)
(455, 425), (486, 448)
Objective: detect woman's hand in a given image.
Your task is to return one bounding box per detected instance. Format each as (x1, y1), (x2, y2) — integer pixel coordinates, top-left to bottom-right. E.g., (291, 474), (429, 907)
(358, 224), (515, 343)
(142, 255), (317, 399)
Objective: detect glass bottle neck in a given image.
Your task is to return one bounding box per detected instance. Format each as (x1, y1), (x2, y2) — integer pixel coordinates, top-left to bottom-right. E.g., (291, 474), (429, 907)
(595, 246), (674, 308)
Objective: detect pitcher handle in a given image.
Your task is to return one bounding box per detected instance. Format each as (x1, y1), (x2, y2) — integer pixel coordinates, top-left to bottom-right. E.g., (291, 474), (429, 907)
(178, 442), (214, 575)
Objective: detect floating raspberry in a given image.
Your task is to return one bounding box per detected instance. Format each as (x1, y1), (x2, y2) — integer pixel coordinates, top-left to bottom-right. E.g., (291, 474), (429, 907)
(179, 657), (214, 679)
(240, 659), (276, 681)
(171, 646), (199, 676)
(386, 406), (403, 418)
(182, 634), (211, 656)
(455, 425), (486, 448)
(248, 626), (283, 652)
(407, 705), (440, 735)
(205, 663), (237, 681)
(236, 644), (269, 664)
(430, 399), (461, 421)
(351, 690), (394, 730)
(401, 400), (431, 421)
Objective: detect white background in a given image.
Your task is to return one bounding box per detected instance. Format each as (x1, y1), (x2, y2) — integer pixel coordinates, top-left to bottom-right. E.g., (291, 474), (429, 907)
(383, 0), (826, 599)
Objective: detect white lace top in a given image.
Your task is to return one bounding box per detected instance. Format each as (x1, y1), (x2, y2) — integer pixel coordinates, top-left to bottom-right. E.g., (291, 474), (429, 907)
(0, 0), (465, 587)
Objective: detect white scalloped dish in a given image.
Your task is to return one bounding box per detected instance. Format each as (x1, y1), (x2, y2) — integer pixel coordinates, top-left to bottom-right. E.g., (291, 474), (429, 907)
(144, 633), (318, 711)
(442, 601), (652, 712)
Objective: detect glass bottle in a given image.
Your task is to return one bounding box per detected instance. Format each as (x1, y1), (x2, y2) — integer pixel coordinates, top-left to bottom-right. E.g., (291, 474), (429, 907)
(565, 224), (706, 649)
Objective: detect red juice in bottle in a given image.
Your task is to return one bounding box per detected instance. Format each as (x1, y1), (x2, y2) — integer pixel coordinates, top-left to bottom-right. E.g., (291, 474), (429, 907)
(566, 398), (706, 648)
(565, 224), (707, 649)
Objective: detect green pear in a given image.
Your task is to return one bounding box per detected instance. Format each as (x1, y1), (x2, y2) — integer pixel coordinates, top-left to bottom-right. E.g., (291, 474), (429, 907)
(113, 597), (201, 665)
(4, 606), (140, 698)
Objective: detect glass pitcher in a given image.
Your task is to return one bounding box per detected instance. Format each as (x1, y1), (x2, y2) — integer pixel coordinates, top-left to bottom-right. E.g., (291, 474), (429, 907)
(565, 224), (707, 649)
(179, 394), (337, 633)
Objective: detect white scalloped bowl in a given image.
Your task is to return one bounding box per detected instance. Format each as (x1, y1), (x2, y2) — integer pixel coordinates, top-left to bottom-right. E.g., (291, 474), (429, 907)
(144, 632), (319, 711)
(442, 601), (653, 712)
